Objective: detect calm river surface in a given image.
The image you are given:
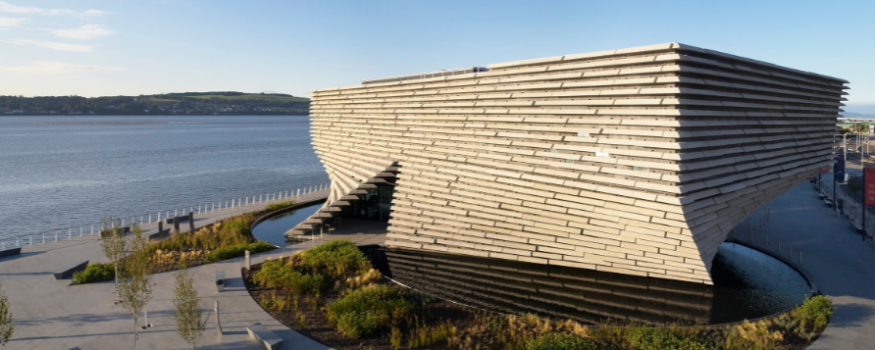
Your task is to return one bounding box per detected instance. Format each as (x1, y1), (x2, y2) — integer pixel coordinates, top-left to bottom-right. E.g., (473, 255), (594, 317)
(0, 115), (326, 240)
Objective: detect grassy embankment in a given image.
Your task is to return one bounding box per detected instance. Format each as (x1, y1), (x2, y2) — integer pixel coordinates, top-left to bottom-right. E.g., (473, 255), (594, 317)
(247, 240), (835, 350)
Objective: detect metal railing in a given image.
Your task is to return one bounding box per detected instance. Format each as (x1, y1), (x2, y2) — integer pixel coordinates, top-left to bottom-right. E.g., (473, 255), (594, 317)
(0, 182), (331, 251)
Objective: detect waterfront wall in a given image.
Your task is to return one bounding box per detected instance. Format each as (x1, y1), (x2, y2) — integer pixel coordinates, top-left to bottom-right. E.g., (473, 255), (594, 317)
(309, 42), (847, 284)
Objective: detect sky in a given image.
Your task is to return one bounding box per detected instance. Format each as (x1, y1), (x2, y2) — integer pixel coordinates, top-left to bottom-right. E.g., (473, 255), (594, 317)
(1, 0), (874, 110)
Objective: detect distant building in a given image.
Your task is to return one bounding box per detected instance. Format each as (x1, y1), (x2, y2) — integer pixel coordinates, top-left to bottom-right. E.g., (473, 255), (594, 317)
(304, 43), (847, 284)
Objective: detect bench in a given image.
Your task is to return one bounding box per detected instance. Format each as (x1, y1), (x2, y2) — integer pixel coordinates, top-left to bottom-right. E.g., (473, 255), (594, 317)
(0, 247), (22, 258)
(54, 260), (89, 279)
(246, 323), (283, 350)
(852, 222), (864, 233)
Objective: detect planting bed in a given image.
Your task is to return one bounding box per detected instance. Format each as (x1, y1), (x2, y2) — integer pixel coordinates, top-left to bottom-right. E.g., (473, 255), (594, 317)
(244, 241), (832, 350)
(243, 265), (469, 350)
(148, 213), (274, 274)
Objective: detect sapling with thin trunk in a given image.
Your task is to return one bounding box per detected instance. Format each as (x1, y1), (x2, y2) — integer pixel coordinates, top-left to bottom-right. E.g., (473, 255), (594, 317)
(99, 216), (126, 291)
(172, 265), (210, 349)
(116, 224), (154, 350)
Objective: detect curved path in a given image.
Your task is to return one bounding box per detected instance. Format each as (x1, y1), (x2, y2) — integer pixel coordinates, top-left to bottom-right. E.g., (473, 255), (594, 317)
(731, 179), (875, 349)
(0, 189), (381, 350)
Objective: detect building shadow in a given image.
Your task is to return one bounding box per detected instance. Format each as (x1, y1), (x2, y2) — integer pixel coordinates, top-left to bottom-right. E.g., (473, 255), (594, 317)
(829, 302), (875, 327)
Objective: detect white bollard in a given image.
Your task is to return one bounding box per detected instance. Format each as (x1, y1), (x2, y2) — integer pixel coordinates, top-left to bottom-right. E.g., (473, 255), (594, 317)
(91, 224), (94, 235)
(245, 250), (250, 271)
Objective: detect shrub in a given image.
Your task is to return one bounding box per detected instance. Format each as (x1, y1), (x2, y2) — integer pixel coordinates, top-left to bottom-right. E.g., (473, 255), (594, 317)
(793, 295), (833, 329)
(722, 320), (784, 350)
(72, 262), (115, 284)
(253, 259), (325, 295)
(301, 240), (369, 276)
(265, 200), (297, 211)
(204, 241), (274, 263)
(326, 284), (415, 339)
(626, 326), (714, 350)
(526, 333), (602, 350)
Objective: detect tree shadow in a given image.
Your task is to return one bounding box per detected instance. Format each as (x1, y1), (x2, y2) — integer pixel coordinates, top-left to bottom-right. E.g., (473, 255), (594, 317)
(14, 311), (129, 327)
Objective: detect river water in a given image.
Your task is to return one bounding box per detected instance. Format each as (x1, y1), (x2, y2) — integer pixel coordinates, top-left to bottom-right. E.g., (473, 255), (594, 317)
(0, 115), (326, 240)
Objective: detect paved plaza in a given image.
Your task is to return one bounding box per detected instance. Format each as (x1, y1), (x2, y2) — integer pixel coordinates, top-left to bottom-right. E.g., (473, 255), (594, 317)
(0, 189), (385, 350)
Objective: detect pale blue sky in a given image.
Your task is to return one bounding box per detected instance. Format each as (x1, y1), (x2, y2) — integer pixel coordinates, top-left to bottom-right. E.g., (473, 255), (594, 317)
(1, 0), (873, 109)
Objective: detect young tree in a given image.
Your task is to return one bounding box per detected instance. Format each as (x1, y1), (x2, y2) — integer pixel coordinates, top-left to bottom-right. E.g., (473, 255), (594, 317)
(99, 216), (126, 288)
(116, 224), (154, 350)
(172, 267), (210, 349)
(0, 284), (12, 348)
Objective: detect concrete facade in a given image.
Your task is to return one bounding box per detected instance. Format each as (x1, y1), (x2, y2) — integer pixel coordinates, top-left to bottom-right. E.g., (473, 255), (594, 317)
(306, 43), (848, 284)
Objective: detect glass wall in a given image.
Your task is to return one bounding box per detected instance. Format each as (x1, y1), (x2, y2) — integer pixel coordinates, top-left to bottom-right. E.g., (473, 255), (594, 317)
(341, 184), (395, 221)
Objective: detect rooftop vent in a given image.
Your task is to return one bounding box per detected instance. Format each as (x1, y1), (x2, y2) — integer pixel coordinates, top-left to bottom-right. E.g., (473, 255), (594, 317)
(362, 67), (488, 85)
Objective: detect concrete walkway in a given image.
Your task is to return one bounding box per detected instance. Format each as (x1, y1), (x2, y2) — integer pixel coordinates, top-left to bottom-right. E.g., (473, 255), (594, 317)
(0, 189), (381, 350)
(731, 179), (875, 349)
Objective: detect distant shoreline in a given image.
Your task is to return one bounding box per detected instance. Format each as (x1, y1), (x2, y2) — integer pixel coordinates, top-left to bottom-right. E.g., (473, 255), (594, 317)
(1, 113), (310, 117)
(37, 122), (167, 125)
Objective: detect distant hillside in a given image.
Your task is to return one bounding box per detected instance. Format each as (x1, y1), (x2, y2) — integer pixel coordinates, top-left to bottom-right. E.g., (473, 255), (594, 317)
(0, 91), (310, 115)
(841, 112), (875, 119)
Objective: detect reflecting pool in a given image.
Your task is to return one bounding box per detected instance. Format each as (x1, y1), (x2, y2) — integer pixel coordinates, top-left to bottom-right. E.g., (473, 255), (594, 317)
(251, 202), (322, 247)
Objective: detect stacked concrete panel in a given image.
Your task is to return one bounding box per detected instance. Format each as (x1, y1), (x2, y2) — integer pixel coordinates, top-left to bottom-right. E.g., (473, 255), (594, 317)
(379, 248), (714, 325)
(307, 42), (848, 284)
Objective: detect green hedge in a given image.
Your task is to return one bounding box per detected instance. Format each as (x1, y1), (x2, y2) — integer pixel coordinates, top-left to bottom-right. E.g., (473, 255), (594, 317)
(253, 259), (325, 295)
(204, 241), (274, 263)
(301, 239), (369, 276)
(72, 262), (115, 284)
(265, 200), (297, 211)
(793, 295), (833, 329)
(626, 326), (714, 350)
(326, 284), (415, 339)
(527, 333), (602, 350)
